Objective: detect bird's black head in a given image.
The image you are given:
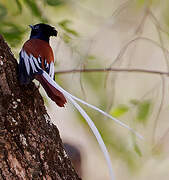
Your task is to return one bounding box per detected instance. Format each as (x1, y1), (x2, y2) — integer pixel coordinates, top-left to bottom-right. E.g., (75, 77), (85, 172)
(29, 23), (58, 43)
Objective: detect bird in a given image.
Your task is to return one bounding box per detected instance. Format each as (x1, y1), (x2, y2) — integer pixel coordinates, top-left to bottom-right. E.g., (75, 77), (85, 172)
(18, 23), (142, 180)
(18, 23), (66, 107)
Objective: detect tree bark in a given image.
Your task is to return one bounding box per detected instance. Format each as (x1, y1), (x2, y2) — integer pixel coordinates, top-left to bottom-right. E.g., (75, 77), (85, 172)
(0, 35), (81, 180)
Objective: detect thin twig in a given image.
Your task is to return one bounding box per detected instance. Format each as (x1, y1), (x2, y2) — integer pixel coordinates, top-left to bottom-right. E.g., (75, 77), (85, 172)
(103, 36), (169, 90)
(135, 7), (149, 35)
(152, 75), (165, 145)
(149, 10), (169, 37)
(55, 67), (169, 76)
(128, 7), (149, 66)
(112, 0), (131, 17)
(153, 126), (169, 152)
(149, 10), (169, 145)
(155, 19), (169, 70)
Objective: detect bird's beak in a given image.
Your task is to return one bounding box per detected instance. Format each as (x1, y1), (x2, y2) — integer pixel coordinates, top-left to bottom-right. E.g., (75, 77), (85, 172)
(29, 25), (33, 29)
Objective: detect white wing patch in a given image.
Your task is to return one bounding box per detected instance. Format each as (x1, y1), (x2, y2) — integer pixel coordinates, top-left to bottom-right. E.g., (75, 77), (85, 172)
(37, 57), (41, 64)
(21, 50), (30, 75)
(20, 50), (55, 79)
(32, 55), (41, 70)
(20, 50), (42, 75)
(29, 55), (38, 73)
(49, 61), (54, 79)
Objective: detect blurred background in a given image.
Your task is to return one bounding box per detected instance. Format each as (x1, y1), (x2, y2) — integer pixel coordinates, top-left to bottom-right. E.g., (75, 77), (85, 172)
(1, 0), (169, 179)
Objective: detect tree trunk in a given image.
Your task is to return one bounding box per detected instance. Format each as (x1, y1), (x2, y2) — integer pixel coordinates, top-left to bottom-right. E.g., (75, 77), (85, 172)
(0, 35), (81, 180)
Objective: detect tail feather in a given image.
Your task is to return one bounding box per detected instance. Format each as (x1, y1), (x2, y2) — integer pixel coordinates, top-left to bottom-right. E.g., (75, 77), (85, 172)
(35, 74), (67, 107)
(41, 72), (115, 180)
(41, 71), (144, 179)
(66, 96), (115, 180)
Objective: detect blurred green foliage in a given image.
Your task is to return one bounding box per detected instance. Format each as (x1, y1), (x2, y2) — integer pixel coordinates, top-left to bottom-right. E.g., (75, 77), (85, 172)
(45, 0), (64, 6)
(134, 141), (142, 157)
(110, 100), (151, 124)
(130, 99), (152, 124)
(110, 104), (129, 118)
(58, 20), (79, 36)
(0, 0), (67, 47)
(58, 20), (79, 43)
(136, 100), (151, 124)
(23, 0), (46, 21)
(136, 0), (160, 7)
(0, 22), (25, 47)
(0, 3), (7, 18)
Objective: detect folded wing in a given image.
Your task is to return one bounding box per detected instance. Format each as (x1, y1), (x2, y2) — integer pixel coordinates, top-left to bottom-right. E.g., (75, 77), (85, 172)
(18, 40), (66, 107)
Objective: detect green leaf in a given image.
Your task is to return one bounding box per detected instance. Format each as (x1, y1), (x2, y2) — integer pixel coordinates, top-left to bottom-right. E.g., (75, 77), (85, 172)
(58, 20), (79, 36)
(0, 3), (7, 19)
(87, 55), (96, 60)
(110, 104), (129, 118)
(134, 142), (142, 156)
(130, 99), (140, 106)
(23, 0), (47, 22)
(62, 33), (71, 43)
(15, 0), (22, 13)
(137, 0), (146, 6)
(136, 100), (151, 124)
(0, 22), (25, 47)
(83, 71), (104, 90)
(45, 0), (64, 6)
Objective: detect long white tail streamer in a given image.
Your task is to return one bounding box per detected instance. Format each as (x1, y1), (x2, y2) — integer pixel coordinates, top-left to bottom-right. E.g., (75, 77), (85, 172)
(66, 96), (114, 180)
(42, 71), (114, 179)
(43, 71), (143, 140)
(42, 71), (144, 180)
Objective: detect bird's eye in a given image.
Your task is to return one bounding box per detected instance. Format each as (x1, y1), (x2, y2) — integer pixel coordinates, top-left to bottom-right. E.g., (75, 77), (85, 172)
(34, 25), (39, 30)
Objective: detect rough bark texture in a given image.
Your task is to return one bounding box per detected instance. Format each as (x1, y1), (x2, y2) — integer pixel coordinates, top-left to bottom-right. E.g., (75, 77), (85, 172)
(0, 35), (81, 180)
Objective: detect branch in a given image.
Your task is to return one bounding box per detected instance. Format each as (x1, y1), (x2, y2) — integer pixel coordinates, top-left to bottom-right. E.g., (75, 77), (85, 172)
(55, 67), (169, 76)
